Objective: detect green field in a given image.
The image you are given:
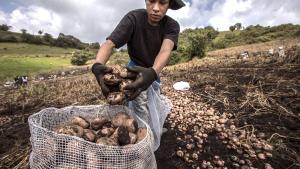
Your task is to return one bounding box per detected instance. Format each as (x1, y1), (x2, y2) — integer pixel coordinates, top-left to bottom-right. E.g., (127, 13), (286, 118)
(0, 43), (81, 80)
(0, 56), (72, 80)
(0, 42), (132, 81)
(0, 42), (80, 57)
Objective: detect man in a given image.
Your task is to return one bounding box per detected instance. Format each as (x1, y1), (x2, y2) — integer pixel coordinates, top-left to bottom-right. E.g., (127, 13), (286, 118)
(92, 0), (185, 143)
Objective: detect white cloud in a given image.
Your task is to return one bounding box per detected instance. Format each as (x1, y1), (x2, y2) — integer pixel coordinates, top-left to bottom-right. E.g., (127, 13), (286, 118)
(177, 0), (300, 31)
(6, 6), (61, 37)
(0, 10), (7, 23)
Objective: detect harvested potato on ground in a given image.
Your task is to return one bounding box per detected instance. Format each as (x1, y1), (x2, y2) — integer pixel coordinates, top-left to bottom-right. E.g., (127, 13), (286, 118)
(103, 73), (122, 85)
(112, 112), (130, 127)
(96, 137), (119, 146)
(123, 118), (138, 133)
(136, 128), (147, 142)
(107, 92), (125, 105)
(83, 129), (96, 142)
(72, 116), (90, 129)
(55, 125), (84, 137)
(91, 116), (108, 130)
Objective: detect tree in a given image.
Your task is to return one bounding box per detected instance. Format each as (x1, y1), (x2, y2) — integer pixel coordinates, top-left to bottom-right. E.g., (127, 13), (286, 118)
(0, 24), (11, 31)
(21, 29), (27, 34)
(43, 33), (53, 41)
(229, 25), (236, 32)
(38, 30), (43, 35)
(235, 23), (242, 30)
(204, 26), (214, 30)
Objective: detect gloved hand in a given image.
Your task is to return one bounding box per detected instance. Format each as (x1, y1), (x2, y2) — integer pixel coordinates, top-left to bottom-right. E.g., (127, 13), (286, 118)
(123, 66), (158, 100)
(91, 63), (113, 97)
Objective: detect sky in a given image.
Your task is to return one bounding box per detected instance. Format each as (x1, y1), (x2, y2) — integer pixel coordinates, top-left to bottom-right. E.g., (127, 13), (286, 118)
(0, 0), (299, 43)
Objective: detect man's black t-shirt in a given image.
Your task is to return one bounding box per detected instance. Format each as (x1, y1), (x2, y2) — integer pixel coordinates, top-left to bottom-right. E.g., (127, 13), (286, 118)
(107, 9), (180, 68)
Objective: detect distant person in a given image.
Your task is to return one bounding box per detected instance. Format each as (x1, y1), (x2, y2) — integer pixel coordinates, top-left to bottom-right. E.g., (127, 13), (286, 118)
(14, 76), (22, 87)
(22, 76), (28, 86)
(92, 0), (185, 150)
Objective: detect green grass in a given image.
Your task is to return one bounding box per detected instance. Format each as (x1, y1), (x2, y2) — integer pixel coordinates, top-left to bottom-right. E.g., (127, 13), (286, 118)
(0, 42), (80, 57)
(0, 56), (71, 80)
(0, 42), (82, 81)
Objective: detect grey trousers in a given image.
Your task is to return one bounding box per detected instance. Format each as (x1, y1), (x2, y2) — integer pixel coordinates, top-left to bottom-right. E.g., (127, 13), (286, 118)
(131, 90), (151, 125)
(129, 83), (161, 126)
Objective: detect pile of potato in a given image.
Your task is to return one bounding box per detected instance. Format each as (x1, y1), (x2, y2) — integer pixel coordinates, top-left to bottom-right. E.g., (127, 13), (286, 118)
(164, 90), (275, 168)
(54, 112), (147, 146)
(103, 66), (137, 105)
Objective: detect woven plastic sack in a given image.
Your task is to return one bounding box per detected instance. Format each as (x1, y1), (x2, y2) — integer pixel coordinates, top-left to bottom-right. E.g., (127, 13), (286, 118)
(28, 105), (156, 169)
(129, 82), (172, 151)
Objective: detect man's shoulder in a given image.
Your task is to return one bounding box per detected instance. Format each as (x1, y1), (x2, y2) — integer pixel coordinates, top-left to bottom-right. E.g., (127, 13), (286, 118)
(127, 9), (146, 17)
(162, 15), (180, 28)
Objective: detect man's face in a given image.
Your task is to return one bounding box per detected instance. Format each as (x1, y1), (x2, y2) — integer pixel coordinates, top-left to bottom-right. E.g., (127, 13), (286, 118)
(146, 0), (170, 25)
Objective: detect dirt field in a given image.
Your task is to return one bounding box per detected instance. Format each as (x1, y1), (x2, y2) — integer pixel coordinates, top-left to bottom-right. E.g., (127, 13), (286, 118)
(0, 43), (299, 169)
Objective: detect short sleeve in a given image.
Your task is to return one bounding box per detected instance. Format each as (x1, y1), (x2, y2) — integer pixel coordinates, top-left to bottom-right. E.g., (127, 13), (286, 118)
(164, 19), (180, 50)
(107, 12), (135, 48)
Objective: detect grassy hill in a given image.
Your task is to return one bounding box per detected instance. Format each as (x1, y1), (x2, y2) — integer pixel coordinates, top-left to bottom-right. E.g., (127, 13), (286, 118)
(0, 43), (83, 80)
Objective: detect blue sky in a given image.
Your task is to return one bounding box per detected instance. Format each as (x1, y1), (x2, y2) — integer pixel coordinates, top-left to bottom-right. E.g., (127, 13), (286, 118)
(0, 0), (299, 43)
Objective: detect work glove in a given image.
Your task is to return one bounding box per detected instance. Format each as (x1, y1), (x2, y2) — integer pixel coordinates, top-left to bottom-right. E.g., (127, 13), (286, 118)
(123, 66), (158, 100)
(91, 63), (112, 97)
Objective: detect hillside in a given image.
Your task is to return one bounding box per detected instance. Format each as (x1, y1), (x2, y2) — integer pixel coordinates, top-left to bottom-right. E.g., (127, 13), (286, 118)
(166, 24), (300, 65)
(0, 43), (87, 80)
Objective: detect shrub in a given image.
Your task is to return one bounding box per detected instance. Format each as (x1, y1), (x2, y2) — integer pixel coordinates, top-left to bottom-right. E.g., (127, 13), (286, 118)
(71, 52), (89, 65)
(212, 39), (227, 49)
(186, 32), (207, 58)
(0, 35), (18, 42)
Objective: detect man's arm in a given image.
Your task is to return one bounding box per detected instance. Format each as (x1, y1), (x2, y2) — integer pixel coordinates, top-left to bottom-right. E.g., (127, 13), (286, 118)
(152, 38), (175, 75)
(95, 39), (115, 64)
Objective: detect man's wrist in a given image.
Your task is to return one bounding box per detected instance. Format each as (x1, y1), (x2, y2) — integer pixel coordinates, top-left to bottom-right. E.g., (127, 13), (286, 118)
(92, 63), (103, 74)
(150, 67), (158, 80)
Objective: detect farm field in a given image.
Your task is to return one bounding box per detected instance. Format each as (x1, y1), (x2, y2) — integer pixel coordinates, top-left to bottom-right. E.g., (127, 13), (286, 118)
(0, 43), (83, 81)
(0, 41), (299, 169)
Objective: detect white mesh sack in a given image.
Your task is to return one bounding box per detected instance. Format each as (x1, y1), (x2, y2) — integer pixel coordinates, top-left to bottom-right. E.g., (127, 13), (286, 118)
(28, 105), (156, 169)
(128, 82), (172, 151)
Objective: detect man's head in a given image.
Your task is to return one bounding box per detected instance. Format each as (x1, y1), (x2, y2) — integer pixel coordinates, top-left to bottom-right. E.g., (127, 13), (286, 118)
(145, 0), (185, 26)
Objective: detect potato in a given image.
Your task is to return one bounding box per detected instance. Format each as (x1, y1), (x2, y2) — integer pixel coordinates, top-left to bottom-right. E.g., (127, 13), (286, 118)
(103, 73), (122, 85)
(136, 128), (147, 142)
(129, 133), (137, 144)
(111, 65), (122, 75)
(91, 116), (108, 130)
(100, 127), (115, 137)
(107, 92), (125, 105)
(119, 79), (133, 92)
(123, 118), (138, 133)
(111, 112), (130, 127)
(83, 129), (96, 142)
(96, 137), (118, 146)
(119, 69), (137, 79)
(117, 126), (130, 146)
(71, 116), (90, 129)
(55, 125), (84, 137)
